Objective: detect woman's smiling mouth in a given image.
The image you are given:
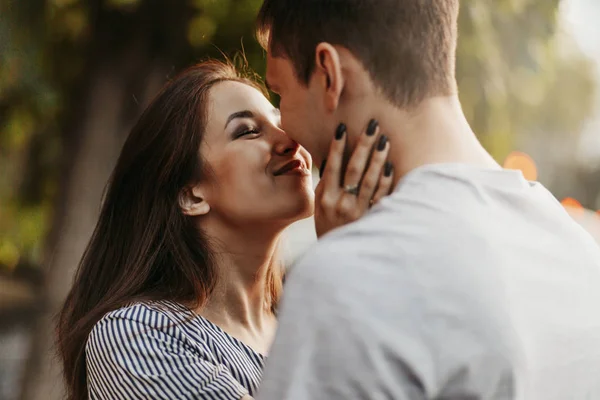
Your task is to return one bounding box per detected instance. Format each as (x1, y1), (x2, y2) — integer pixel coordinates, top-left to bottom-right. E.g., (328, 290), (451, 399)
(273, 159), (311, 176)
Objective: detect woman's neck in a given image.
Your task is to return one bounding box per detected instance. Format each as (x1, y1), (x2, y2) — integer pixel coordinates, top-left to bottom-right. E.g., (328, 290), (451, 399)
(194, 219), (282, 351)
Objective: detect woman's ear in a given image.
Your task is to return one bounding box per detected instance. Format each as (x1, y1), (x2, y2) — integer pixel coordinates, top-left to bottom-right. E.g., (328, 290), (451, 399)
(314, 42), (344, 112)
(179, 185), (210, 216)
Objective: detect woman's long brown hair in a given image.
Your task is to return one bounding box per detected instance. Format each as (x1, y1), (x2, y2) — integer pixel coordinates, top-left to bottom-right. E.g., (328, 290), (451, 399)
(56, 60), (283, 400)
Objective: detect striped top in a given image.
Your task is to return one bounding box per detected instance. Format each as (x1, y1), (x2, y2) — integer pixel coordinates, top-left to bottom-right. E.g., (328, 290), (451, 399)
(85, 300), (265, 399)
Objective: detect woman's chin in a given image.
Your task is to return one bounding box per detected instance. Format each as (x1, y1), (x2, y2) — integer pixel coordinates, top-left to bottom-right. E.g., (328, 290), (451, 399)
(297, 202), (315, 221)
(298, 192), (316, 219)
(279, 194), (315, 224)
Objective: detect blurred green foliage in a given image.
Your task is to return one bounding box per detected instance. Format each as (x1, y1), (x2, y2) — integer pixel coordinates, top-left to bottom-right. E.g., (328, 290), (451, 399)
(0, 0), (596, 270)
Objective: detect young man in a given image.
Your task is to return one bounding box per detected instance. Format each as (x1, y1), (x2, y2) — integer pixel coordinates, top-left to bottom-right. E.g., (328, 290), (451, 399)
(255, 1), (600, 399)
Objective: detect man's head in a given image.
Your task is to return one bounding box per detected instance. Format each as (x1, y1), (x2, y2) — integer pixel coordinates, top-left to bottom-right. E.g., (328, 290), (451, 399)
(257, 0), (460, 161)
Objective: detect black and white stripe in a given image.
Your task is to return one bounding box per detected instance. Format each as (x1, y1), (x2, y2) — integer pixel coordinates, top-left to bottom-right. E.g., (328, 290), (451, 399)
(86, 301), (265, 399)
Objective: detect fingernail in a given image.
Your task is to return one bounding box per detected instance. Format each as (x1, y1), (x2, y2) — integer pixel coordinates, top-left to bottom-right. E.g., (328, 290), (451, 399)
(384, 161), (393, 177)
(367, 119), (378, 136)
(319, 159), (327, 178)
(377, 135), (388, 151)
(335, 123), (346, 140)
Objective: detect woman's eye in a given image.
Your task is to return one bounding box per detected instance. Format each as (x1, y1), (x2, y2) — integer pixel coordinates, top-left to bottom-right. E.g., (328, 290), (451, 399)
(236, 128), (260, 138)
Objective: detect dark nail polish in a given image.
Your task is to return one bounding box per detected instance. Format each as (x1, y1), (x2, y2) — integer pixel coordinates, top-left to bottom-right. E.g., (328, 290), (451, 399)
(377, 135), (388, 151)
(319, 159), (327, 178)
(366, 119), (378, 136)
(335, 123), (346, 140)
(384, 162), (393, 177)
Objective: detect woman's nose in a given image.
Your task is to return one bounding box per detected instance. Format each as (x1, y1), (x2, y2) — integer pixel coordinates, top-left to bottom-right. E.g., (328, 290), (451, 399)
(272, 127), (300, 156)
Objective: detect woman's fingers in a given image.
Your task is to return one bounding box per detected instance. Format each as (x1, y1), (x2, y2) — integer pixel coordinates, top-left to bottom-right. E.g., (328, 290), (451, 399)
(357, 135), (390, 209)
(315, 124), (347, 234)
(314, 118), (393, 238)
(319, 123), (347, 194)
(342, 119), (380, 193)
(371, 161), (394, 206)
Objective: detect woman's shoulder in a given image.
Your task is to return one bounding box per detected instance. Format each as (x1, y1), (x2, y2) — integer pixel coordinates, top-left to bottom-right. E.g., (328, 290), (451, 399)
(85, 301), (255, 399)
(87, 300), (194, 346)
(100, 300), (190, 324)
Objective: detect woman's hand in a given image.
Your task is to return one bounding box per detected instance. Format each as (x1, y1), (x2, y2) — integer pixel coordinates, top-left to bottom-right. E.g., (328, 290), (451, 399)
(314, 119), (394, 238)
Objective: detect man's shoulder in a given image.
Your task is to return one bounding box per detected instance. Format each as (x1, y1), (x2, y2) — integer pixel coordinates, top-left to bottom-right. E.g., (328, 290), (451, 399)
(294, 198), (477, 272)
(291, 210), (401, 275)
(290, 211), (447, 292)
(287, 196), (504, 312)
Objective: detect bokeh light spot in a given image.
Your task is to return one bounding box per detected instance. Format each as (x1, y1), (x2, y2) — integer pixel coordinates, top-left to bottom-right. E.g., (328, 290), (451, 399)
(503, 151), (538, 181)
(187, 15), (217, 47)
(562, 197), (585, 217)
(0, 240), (20, 270)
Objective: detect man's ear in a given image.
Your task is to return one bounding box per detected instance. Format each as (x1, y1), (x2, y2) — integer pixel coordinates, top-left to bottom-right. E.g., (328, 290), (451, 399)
(179, 185), (210, 216)
(314, 42), (344, 112)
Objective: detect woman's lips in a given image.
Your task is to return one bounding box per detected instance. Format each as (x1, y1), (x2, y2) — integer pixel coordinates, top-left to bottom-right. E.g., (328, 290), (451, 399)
(274, 159), (311, 176)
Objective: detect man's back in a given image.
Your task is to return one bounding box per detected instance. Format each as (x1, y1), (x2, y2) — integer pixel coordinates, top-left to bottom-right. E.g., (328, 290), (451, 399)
(259, 164), (600, 399)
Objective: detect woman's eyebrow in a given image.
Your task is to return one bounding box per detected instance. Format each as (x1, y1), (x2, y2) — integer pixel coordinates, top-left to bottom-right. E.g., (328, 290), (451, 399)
(225, 110), (254, 128)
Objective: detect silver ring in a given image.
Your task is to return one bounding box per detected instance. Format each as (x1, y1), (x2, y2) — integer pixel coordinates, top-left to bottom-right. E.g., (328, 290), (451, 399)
(343, 184), (359, 196)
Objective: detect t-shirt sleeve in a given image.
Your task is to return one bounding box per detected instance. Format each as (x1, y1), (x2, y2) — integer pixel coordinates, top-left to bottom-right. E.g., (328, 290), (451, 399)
(85, 308), (248, 400)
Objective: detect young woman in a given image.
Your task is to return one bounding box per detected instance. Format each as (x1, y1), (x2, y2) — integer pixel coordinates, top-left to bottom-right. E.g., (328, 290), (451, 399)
(56, 60), (393, 400)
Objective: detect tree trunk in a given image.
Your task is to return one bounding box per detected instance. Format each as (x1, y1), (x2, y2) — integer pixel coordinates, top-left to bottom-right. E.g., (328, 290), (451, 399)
(19, 64), (165, 400)
(19, 1), (192, 398)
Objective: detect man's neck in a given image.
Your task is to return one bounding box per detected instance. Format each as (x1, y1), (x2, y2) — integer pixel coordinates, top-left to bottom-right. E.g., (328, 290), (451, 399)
(344, 94), (499, 187)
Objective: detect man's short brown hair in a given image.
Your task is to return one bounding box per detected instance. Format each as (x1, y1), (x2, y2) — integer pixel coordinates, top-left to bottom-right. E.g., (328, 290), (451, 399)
(257, 0), (459, 108)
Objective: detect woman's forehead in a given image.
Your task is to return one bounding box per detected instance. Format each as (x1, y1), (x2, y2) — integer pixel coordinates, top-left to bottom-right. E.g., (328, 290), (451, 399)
(208, 81), (273, 117)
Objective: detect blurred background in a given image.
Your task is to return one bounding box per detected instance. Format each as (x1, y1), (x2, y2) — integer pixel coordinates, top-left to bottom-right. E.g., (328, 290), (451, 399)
(0, 0), (599, 399)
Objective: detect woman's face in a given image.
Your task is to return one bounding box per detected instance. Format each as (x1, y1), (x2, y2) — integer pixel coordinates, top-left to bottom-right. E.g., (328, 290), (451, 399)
(198, 80), (314, 227)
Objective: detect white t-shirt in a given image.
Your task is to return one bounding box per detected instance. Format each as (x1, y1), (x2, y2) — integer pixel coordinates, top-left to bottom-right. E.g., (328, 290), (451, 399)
(258, 163), (600, 400)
